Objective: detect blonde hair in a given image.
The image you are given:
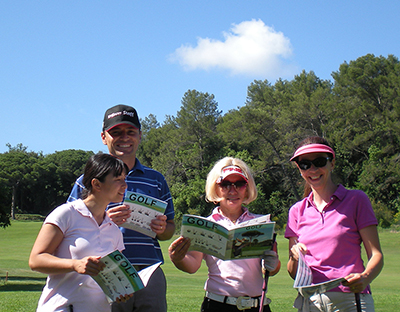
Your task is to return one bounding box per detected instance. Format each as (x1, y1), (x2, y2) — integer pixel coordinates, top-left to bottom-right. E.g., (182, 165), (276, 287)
(205, 157), (257, 205)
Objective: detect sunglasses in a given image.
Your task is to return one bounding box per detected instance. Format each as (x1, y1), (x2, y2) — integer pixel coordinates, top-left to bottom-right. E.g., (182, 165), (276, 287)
(218, 180), (248, 191)
(296, 157), (331, 170)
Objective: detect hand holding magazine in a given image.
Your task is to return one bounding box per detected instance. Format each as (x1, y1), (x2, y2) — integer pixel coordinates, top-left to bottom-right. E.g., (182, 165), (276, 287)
(92, 250), (161, 302)
(293, 245), (345, 298)
(121, 191), (167, 238)
(181, 214), (275, 260)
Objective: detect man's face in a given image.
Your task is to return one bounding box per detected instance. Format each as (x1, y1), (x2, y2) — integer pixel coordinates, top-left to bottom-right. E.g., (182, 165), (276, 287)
(101, 124), (141, 161)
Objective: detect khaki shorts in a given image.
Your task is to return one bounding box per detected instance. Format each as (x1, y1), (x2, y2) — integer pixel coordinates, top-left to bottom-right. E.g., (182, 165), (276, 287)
(295, 292), (374, 312)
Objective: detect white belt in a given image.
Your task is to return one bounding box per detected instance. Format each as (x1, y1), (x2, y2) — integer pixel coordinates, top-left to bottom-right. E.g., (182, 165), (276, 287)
(205, 291), (271, 310)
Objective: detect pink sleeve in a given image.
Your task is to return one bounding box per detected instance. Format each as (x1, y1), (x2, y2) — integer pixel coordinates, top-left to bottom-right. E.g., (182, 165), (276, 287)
(354, 190), (378, 230)
(285, 202), (300, 238)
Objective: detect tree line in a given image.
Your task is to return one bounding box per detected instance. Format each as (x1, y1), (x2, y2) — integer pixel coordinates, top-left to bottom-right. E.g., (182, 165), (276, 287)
(1, 54), (399, 230)
(0, 145), (94, 227)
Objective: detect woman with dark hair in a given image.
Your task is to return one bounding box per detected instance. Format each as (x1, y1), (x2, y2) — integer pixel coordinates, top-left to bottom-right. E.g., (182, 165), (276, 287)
(285, 137), (383, 311)
(29, 153), (130, 312)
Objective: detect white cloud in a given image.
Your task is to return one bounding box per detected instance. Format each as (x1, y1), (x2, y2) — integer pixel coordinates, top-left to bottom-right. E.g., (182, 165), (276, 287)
(169, 19), (297, 78)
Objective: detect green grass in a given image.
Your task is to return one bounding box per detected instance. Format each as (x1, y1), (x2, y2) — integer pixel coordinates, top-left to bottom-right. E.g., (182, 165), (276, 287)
(1, 221), (399, 311)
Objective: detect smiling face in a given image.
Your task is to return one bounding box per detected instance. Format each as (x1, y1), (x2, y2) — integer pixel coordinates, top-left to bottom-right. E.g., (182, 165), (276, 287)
(296, 152), (335, 191)
(101, 124), (141, 168)
(216, 174), (248, 212)
(99, 172), (127, 203)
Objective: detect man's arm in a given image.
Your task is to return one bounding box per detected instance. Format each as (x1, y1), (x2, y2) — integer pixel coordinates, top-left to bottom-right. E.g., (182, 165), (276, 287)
(156, 219), (175, 241)
(67, 175), (84, 202)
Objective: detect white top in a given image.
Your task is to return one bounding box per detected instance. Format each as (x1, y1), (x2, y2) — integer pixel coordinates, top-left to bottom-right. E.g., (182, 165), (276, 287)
(37, 199), (125, 312)
(203, 207), (264, 297)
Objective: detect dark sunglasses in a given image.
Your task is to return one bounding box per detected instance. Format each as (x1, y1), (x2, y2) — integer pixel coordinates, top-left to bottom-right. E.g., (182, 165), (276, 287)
(218, 180), (248, 191)
(296, 157), (332, 170)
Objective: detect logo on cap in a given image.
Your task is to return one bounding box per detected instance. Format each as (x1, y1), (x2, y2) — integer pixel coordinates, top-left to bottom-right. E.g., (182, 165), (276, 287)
(103, 104), (141, 132)
(217, 165), (248, 183)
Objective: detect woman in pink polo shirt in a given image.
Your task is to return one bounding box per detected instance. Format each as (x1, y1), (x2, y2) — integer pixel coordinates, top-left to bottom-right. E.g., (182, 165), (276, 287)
(285, 136), (384, 311)
(169, 157), (280, 312)
(29, 154), (132, 312)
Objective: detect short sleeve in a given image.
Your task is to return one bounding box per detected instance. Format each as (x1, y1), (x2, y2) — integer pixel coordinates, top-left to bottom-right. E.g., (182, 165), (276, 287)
(353, 190), (378, 230)
(44, 202), (74, 234)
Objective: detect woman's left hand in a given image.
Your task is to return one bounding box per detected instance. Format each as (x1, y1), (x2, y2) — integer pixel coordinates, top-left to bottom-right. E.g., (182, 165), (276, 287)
(343, 225), (384, 293)
(342, 273), (368, 293)
(262, 250), (279, 272)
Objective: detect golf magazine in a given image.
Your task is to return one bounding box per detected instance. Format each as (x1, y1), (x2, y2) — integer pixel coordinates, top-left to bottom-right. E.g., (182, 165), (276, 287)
(181, 214), (275, 260)
(92, 250), (161, 302)
(293, 244), (345, 298)
(121, 191), (167, 238)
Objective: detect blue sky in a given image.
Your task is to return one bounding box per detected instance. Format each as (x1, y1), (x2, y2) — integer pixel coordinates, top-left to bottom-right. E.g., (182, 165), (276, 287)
(1, 1), (399, 155)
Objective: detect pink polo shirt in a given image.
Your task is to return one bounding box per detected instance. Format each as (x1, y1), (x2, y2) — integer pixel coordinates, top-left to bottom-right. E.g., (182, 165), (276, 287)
(285, 185), (378, 294)
(203, 207), (265, 297)
(37, 199), (125, 312)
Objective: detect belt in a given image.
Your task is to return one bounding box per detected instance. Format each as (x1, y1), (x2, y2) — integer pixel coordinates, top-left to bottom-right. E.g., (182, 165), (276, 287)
(205, 291), (271, 311)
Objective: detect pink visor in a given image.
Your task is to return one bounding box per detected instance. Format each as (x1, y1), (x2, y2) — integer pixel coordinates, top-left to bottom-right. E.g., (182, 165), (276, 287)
(290, 143), (335, 161)
(216, 165), (248, 183)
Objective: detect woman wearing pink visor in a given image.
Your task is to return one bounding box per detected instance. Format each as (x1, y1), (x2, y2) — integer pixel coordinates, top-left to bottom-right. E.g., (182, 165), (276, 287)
(285, 136), (383, 311)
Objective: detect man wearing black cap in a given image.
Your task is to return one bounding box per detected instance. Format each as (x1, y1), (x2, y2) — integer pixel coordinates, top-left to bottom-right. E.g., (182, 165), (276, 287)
(68, 104), (175, 312)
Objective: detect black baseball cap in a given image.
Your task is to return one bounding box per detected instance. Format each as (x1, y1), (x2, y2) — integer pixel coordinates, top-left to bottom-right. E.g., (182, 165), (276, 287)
(102, 104), (141, 132)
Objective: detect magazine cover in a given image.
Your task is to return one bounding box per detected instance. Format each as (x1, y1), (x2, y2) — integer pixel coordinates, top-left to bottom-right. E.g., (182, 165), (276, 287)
(181, 214), (275, 260)
(121, 191), (167, 237)
(92, 250), (161, 302)
(293, 244), (345, 298)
